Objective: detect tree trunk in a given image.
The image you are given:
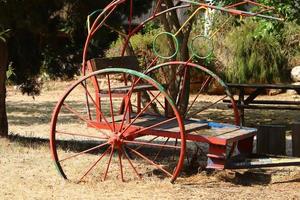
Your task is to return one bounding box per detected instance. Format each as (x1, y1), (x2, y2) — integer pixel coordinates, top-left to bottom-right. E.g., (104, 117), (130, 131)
(159, 0), (194, 116)
(0, 39), (8, 137)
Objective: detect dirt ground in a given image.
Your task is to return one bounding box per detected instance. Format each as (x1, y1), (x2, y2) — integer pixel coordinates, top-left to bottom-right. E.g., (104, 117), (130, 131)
(1, 80), (300, 200)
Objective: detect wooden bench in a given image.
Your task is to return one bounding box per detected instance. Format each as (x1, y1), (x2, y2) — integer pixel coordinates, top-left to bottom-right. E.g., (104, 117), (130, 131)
(101, 113), (257, 170)
(224, 83), (300, 125)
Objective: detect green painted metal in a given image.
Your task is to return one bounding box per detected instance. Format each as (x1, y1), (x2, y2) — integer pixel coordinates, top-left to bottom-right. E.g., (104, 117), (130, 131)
(152, 32), (179, 59)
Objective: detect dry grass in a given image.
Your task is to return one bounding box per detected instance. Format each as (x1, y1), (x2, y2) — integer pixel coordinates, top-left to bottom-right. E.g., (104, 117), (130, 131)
(1, 80), (300, 199)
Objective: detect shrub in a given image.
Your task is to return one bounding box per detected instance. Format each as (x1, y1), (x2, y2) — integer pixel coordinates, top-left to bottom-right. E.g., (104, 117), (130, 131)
(222, 19), (287, 83)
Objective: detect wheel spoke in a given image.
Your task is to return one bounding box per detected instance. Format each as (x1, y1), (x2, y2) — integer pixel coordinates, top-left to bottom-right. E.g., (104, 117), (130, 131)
(103, 144), (114, 181)
(185, 76), (212, 117)
(123, 139), (180, 149)
(187, 95), (227, 118)
(78, 146), (111, 182)
(147, 90), (165, 110)
(153, 138), (170, 161)
(56, 130), (108, 139)
(80, 82), (113, 132)
(118, 76), (138, 132)
(59, 142), (109, 163)
(120, 91), (162, 135)
(62, 102), (110, 138)
(82, 80), (92, 120)
(127, 146), (172, 177)
(117, 148), (124, 182)
(131, 117), (177, 136)
(122, 146), (142, 179)
(107, 74), (116, 132)
(134, 136), (159, 151)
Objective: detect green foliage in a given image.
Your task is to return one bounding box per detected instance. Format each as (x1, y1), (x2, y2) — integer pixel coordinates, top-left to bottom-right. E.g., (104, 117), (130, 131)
(223, 19), (287, 83)
(106, 22), (161, 69)
(0, 0), (153, 92)
(6, 62), (14, 80)
(281, 21), (300, 67)
(0, 29), (11, 42)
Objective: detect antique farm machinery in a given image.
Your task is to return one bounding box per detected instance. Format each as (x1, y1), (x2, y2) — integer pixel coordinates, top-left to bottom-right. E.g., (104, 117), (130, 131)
(50, 0), (287, 183)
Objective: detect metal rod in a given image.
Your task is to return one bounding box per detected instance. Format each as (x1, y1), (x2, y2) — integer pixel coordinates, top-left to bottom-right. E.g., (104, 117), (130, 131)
(180, 0), (284, 21)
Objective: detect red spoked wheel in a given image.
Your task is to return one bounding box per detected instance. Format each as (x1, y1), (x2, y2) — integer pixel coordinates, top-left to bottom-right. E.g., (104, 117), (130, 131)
(50, 68), (185, 183)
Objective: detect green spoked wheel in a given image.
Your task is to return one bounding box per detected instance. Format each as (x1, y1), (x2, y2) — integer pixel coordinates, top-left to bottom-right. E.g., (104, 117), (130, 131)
(145, 61), (240, 160)
(50, 68), (186, 183)
(146, 61), (239, 125)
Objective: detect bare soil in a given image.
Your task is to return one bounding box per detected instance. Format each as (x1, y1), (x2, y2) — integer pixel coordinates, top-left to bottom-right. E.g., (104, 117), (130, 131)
(1, 80), (300, 200)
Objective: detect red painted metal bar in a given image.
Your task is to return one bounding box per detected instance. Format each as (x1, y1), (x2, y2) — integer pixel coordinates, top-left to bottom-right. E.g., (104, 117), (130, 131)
(117, 148), (124, 181)
(120, 91), (162, 135)
(153, 0), (163, 15)
(147, 90), (165, 110)
(103, 144), (115, 181)
(107, 75), (116, 132)
(123, 140), (181, 149)
(56, 130), (108, 140)
(127, 146), (172, 177)
(62, 102), (110, 138)
(153, 138), (170, 161)
(82, 0), (125, 73)
(80, 82), (113, 132)
(134, 136), (159, 151)
(187, 95), (228, 119)
(185, 76), (212, 117)
(59, 142), (109, 163)
(180, 0), (283, 21)
(226, 0), (274, 10)
(118, 77), (139, 132)
(120, 4), (190, 56)
(78, 146), (111, 182)
(122, 146), (142, 179)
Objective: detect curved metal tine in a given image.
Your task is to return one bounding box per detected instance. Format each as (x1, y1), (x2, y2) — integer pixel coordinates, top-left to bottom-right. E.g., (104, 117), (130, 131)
(80, 82), (113, 132)
(78, 146), (111, 183)
(59, 142), (109, 163)
(127, 146), (172, 177)
(61, 102), (110, 138)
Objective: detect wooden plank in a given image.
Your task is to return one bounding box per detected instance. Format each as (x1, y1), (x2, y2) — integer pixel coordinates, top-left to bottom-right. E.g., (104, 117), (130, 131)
(132, 115), (209, 133)
(89, 56), (139, 71)
(227, 156), (300, 169)
(105, 114), (209, 133)
(224, 99), (300, 105)
(100, 84), (157, 94)
(227, 83), (300, 90)
(292, 122), (300, 157)
(257, 125), (286, 155)
(231, 104), (300, 110)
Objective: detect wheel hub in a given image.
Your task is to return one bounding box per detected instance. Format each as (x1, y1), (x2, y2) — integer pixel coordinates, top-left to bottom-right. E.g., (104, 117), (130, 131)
(108, 133), (123, 147)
